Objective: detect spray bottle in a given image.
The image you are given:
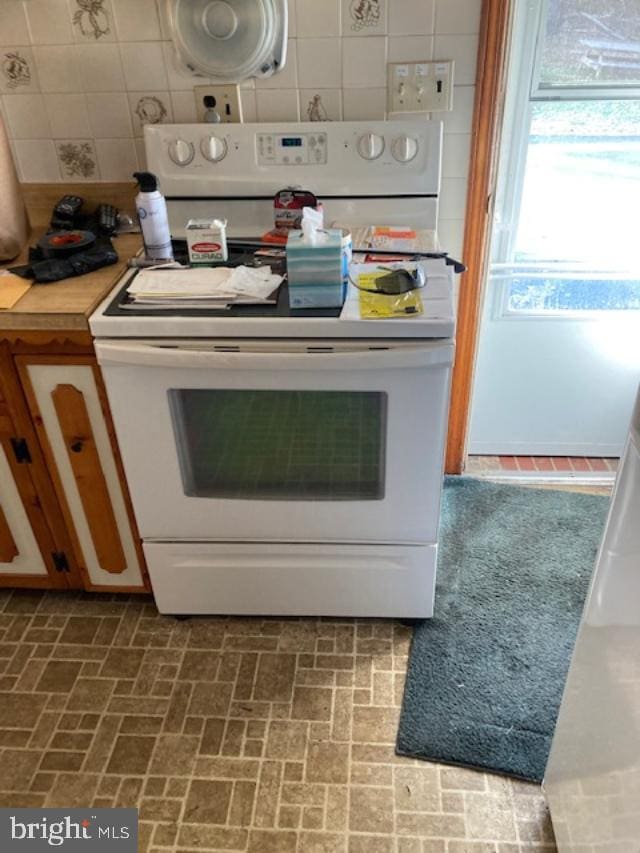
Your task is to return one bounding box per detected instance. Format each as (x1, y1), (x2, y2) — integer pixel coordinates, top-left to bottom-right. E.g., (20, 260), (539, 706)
(133, 171), (173, 261)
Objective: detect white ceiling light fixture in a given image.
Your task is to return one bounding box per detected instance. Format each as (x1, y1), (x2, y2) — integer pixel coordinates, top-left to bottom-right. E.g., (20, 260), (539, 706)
(166, 0), (288, 82)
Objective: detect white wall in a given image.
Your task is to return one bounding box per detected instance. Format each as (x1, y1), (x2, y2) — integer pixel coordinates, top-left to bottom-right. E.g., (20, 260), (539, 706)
(0, 0), (481, 257)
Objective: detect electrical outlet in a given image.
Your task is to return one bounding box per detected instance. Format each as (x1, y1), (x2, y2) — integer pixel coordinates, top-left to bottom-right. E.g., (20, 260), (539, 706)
(387, 60), (454, 114)
(194, 84), (243, 123)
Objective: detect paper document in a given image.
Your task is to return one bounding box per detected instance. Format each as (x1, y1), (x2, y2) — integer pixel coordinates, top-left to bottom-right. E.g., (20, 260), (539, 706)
(335, 225), (439, 254)
(125, 265), (283, 309)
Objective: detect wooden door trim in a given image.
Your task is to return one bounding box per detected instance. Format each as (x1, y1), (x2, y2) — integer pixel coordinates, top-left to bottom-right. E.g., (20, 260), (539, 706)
(445, 0), (514, 473)
(52, 383), (128, 575)
(0, 343), (79, 588)
(15, 354), (150, 593)
(0, 504), (19, 564)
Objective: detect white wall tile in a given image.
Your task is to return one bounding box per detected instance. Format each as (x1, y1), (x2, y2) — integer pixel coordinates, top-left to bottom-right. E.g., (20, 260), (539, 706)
(2, 93), (51, 138)
(70, 0), (116, 42)
(342, 0), (387, 37)
(387, 36), (434, 63)
(434, 34), (479, 85)
(134, 136), (146, 170)
(442, 85), (475, 133)
(95, 137), (138, 180)
(240, 89), (257, 122)
(299, 89), (342, 122)
(112, 0), (161, 41)
(45, 93), (91, 138)
(170, 90), (198, 123)
(295, 0), (340, 38)
(55, 138), (99, 180)
(439, 176), (468, 220)
(24, 0), (74, 45)
(437, 218), (465, 259)
(256, 89), (300, 122)
(162, 41), (203, 91)
(0, 2), (30, 44)
(128, 91), (173, 135)
(342, 37), (386, 88)
(435, 0), (482, 35)
(297, 38), (341, 89)
(389, 0), (434, 36)
(257, 40), (298, 89)
(287, 0), (297, 37)
(342, 87), (386, 120)
(119, 42), (167, 91)
(14, 138), (60, 180)
(442, 132), (471, 179)
(33, 45), (80, 92)
(0, 46), (40, 93)
(75, 43), (125, 92)
(87, 92), (132, 137)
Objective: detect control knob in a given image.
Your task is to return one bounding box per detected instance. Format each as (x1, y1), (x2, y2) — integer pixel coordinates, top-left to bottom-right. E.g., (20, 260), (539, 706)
(168, 139), (195, 166)
(391, 135), (419, 163)
(200, 135), (228, 163)
(357, 132), (385, 161)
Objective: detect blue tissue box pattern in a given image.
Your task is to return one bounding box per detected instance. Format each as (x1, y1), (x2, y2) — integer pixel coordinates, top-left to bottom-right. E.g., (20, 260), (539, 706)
(287, 229), (346, 309)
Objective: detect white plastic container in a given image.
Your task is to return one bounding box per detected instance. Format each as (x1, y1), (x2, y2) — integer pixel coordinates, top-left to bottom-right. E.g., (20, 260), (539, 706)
(133, 171), (173, 261)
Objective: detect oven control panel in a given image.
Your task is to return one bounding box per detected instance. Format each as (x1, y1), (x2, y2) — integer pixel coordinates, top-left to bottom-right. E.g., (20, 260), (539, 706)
(145, 120), (442, 197)
(257, 132), (328, 166)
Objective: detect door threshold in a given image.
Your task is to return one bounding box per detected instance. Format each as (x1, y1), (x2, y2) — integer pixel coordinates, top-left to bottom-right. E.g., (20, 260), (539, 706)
(466, 469), (615, 487)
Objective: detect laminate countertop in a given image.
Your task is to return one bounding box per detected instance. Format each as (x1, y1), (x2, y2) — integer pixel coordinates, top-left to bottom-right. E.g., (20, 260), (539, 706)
(0, 231), (141, 333)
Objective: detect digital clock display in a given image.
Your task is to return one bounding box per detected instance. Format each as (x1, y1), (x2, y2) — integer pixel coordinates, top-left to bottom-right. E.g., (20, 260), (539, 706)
(281, 137), (303, 147)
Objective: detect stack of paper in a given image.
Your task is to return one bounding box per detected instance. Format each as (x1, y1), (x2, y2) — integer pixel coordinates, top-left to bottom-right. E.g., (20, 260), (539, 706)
(124, 266), (283, 310)
(335, 225), (439, 254)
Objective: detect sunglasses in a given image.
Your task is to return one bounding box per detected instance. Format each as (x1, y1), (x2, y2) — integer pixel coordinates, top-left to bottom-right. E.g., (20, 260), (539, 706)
(351, 265), (426, 296)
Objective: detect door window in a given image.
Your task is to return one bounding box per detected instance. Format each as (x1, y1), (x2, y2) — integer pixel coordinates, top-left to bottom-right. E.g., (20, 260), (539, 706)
(493, 0), (640, 318)
(169, 389), (387, 500)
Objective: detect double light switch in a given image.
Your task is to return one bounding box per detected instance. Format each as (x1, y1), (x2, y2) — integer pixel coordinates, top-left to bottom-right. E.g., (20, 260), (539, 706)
(387, 60), (454, 114)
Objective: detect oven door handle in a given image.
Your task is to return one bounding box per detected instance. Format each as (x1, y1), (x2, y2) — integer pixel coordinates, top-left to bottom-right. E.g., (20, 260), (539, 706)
(95, 341), (454, 371)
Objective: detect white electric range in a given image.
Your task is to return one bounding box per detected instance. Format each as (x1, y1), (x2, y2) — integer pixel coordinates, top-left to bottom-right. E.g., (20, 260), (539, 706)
(90, 120), (457, 617)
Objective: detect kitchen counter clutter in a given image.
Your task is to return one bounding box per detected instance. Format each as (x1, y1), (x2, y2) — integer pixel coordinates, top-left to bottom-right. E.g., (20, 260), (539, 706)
(0, 231), (141, 332)
(0, 220), (148, 594)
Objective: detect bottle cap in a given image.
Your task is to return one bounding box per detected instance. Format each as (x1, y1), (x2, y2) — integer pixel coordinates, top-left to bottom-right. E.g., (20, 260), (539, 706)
(133, 171), (159, 192)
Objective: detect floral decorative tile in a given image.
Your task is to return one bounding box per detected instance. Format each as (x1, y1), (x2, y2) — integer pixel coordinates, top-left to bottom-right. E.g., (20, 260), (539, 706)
(128, 91), (173, 136)
(71, 0), (115, 42)
(300, 90), (342, 122)
(342, 0), (387, 36)
(0, 47), (39, 94)
(55, 139), (99, 180)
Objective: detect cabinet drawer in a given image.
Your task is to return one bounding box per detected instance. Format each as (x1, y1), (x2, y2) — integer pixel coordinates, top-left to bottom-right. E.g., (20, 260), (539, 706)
(144, 541), (437, 617)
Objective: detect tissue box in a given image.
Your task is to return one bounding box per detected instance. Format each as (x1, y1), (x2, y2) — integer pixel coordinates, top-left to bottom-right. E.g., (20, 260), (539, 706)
(286, 228), (346, 309)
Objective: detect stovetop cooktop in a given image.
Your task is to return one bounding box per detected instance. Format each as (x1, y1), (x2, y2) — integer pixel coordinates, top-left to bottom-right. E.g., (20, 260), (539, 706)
(104, 239), (342, 320)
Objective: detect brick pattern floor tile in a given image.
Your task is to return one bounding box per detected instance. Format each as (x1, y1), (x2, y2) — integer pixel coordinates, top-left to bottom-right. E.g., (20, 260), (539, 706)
(467, 455), (618, 477)
(0, 590), (558, 851)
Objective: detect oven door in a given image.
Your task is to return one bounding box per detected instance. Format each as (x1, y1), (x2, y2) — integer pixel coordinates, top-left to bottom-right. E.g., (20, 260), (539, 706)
(96, 339), (453, 543)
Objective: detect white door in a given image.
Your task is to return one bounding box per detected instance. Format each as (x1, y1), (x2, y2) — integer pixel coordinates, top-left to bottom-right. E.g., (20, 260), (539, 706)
(470, 0), (640, 456)
(96, 339), (453, 543)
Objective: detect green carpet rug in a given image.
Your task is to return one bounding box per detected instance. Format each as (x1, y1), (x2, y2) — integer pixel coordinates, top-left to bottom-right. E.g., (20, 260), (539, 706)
(396, 476), (610, 782)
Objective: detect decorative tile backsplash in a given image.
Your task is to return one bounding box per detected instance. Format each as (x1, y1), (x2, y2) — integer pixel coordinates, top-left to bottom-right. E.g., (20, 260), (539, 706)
(1, 0), (481, 256)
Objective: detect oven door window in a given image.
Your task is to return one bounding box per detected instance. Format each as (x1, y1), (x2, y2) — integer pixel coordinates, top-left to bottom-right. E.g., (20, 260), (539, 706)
(168, 389), (387, 500)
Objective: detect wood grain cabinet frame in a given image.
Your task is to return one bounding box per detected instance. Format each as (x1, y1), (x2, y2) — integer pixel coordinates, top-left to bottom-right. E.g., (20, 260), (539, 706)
(16, 355), (149, 592)
(0, 345), (79, 588)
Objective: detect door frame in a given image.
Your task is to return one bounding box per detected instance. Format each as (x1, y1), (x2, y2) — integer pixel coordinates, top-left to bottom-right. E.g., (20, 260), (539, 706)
(445, 0), (514, 473)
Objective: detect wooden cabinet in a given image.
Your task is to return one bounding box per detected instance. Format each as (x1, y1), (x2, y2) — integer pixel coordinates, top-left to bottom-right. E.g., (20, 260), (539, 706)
(0, 339), (148, 593)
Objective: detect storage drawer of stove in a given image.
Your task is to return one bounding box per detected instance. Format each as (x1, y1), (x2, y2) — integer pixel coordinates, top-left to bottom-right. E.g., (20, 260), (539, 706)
(144, 541), (436, 617)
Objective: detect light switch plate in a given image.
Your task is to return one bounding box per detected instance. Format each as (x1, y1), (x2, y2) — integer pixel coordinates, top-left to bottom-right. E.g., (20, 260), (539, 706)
(387, 60), (454, 114)
(194, 84), (243, 123)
